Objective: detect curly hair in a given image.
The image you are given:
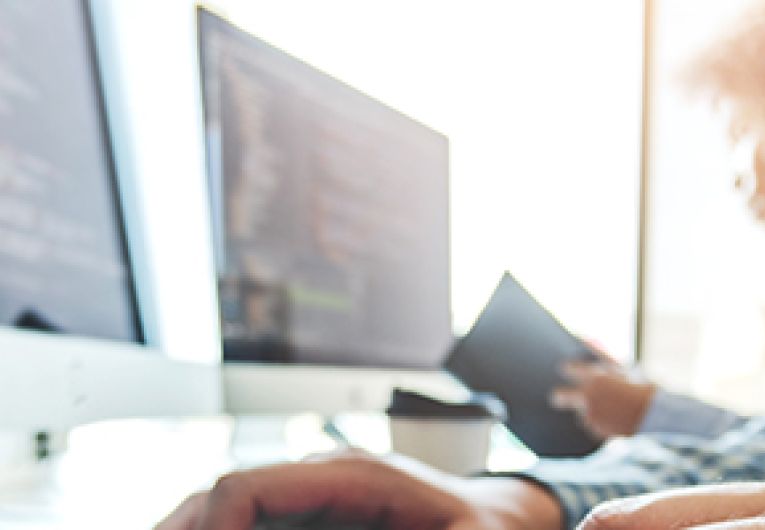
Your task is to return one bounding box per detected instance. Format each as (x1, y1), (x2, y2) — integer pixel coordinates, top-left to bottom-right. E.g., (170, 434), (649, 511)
(683, 0), (765, 141)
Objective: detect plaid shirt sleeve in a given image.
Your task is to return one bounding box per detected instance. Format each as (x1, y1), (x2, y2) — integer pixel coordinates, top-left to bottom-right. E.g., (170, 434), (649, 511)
(638, 389), (747, 438)
(510, 417), (765, 530)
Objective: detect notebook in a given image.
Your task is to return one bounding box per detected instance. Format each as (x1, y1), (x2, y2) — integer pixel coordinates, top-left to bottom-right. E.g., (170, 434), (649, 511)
(444, 272), (603, 457)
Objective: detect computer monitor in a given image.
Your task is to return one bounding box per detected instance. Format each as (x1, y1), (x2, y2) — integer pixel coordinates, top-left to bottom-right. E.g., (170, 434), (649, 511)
(197, 8), (458, 412)
(0, 0), (220, 432)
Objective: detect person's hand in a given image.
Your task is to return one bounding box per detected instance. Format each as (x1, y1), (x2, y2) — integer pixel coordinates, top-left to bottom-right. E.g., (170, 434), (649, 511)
(550, 346), (657, 439)
(578, 483), (765, 529)
(154, 451), (562, 530)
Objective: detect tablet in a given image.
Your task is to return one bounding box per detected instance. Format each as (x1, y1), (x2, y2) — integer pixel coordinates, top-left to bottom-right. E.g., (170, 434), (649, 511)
(444, 272), (602, 457)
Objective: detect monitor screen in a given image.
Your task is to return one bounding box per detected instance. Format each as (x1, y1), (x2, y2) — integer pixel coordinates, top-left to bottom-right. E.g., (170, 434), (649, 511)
(0, 0), (141, 343)
(198, 9), (452, 368)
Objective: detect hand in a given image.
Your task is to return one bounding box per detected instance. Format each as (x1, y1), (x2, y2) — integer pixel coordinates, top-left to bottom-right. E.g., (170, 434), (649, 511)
(154, 451), (562, 530)
(578, 483), (765, 529)
(550, 347), (656, 439)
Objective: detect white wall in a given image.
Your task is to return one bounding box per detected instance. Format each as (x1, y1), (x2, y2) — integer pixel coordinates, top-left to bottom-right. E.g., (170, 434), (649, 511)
(94, 0), (643, 361)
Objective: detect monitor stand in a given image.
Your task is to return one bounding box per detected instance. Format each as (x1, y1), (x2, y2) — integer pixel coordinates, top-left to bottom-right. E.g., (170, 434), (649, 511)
(222, 364), (468, 416)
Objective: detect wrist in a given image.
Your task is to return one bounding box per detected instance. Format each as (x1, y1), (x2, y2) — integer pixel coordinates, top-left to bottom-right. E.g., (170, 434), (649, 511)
(457, 477), (564, 530)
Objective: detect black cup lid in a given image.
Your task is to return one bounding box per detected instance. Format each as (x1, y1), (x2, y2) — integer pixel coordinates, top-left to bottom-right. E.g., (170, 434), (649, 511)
(386, 388), (506, 420)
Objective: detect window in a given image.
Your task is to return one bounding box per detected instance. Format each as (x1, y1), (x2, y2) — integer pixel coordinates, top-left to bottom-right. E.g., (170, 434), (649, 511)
(643, 0), (765, 413)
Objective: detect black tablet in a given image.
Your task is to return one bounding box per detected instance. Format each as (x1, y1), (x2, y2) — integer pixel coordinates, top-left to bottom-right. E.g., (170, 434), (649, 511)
(444, 272), (602, 457)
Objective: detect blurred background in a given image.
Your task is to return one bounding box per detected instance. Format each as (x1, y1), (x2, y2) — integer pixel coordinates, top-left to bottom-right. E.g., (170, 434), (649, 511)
(5, 1), (765, 527)
(103, 0), (643, 359)
(102, 0), (765, 413)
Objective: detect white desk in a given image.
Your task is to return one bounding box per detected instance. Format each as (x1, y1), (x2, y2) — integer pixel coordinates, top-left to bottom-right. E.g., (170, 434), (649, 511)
(0, 414), (535, 529)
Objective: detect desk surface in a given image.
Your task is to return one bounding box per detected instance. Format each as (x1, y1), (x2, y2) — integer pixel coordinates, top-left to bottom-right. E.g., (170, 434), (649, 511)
(0, 414), (535, 529)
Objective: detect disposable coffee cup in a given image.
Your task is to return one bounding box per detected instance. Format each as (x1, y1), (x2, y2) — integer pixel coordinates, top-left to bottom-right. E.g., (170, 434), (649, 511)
(386, 388), (506, 476)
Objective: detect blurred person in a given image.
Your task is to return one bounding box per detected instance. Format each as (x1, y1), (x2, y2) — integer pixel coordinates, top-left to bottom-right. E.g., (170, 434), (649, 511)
(550, 0), (765, 440)
(156, 2), (765, 530)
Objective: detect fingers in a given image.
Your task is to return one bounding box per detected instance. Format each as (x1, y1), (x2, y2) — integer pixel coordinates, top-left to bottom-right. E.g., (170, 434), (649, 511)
(550, 361), (600, 412)
(154, 456), (479, 530)
(177, 459), (434, 530)
(193, 463), (365, 530)
(690, 517), (765, 529)
(154, 492), (209, 530)
(549, 387), (608, 439)
(578, 484), (765, 530)
(194, 471), (262, 530)
(446, 519), (498, 530)
(581, 339), (618, 365)
(551, 361), (606, 412)
(549, 387), (586, 413)
(156, 464), (355, 530)
(559, 360), (605, 384)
